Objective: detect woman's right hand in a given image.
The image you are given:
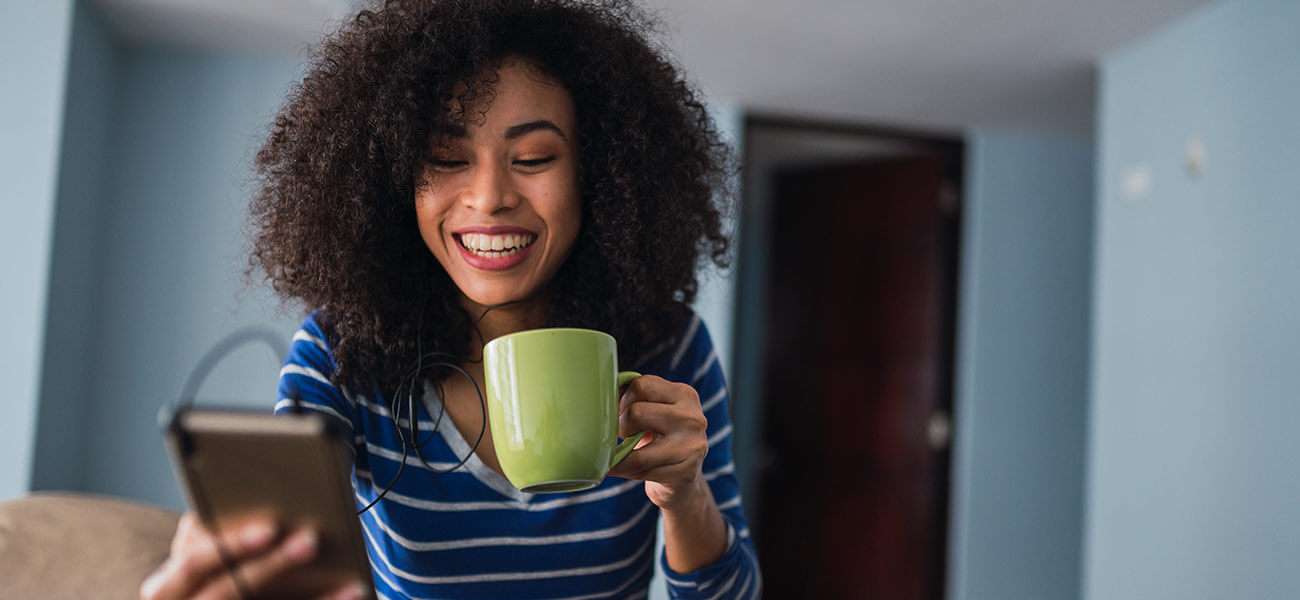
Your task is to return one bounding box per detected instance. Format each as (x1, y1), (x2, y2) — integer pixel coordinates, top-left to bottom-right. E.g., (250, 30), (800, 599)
(140, 511), (367, 600)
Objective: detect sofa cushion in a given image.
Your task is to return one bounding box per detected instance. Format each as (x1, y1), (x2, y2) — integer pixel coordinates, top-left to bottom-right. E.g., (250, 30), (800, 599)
(0, 492), (180, 600)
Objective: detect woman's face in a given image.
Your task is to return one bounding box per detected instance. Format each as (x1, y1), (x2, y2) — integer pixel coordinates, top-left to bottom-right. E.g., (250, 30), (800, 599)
(415, 59), (581, 310)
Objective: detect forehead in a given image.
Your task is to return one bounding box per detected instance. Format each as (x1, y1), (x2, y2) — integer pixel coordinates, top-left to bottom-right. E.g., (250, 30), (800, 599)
(444, 60), (575, 138)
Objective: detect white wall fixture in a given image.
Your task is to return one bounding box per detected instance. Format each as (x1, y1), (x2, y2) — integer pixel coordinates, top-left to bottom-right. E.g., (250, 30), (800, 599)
(1122, 164), (1153, 202)
(1185, 137), (1207, 177)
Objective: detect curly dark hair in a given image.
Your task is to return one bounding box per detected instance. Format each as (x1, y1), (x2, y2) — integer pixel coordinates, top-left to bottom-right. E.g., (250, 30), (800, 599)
(248, 0), (732, 393)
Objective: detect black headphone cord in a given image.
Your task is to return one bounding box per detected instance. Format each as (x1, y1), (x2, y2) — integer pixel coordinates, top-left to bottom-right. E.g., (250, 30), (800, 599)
(171, 326), (289, 600)
(355, 303), (493, 515)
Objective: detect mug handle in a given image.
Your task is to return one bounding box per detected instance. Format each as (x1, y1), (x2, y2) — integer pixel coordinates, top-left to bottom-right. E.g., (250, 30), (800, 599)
(610, 371), (646, 469)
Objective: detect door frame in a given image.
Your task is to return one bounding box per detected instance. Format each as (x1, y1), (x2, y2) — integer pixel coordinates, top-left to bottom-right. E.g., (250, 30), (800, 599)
(731, 111), (964, 598)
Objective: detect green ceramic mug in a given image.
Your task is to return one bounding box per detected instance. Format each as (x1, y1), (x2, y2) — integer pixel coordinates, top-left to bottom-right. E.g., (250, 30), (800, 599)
(482, 328), (645, 493)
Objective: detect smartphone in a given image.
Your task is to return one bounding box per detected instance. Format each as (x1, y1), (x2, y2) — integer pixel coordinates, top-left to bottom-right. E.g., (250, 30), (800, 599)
(161, 406), (374, 599)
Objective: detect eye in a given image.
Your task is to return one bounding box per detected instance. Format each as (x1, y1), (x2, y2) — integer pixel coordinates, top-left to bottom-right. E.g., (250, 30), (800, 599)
(429, 158), (468, 172)
(514, 156), (556, 170)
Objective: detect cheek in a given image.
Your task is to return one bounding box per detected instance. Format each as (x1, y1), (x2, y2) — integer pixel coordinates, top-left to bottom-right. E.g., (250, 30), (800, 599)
(414, 190), (453, 258)
(532, 173), (582, 248)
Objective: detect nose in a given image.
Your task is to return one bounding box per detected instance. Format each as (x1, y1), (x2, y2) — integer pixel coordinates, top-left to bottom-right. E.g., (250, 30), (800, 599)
(462, 159), (518, 215)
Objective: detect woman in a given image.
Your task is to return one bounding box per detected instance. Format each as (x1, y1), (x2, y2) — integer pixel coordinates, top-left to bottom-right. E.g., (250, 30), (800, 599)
(141, 1), (759, 598)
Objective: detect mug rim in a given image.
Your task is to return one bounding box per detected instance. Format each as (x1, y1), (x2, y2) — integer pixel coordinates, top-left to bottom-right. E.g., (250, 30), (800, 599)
(483, 327), (615, 352)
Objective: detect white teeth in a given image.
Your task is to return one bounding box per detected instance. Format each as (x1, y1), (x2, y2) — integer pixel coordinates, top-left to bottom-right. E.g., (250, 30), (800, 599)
(488, 248), (519, 258)
(459, 232), (535, 254)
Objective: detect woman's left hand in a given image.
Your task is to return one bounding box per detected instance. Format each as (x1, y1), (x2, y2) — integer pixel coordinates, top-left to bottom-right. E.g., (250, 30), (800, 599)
(608, 375), (711, 511)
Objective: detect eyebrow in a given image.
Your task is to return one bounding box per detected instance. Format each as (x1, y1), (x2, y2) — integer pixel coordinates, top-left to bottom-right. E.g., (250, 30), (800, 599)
(505, 120), (567, 141)
(439, 120), (568, 142)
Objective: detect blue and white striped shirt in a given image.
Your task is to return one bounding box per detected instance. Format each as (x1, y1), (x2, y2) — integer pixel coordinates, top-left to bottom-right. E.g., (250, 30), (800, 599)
(275, 311), (761, 599)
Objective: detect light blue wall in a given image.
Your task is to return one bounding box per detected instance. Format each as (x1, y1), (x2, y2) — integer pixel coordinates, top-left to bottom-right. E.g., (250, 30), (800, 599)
(950, 130), (1094, 600)
(0, 0), (74, 499)
(691, 103), (742, 377)
(77, 48), (306, 508)
(1084, 0), (1300, 598)
(689, 103), (747, 514)
(31, 0), (119, 493)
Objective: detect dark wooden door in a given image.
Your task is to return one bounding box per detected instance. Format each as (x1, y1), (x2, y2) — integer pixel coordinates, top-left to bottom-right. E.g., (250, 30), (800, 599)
(755, 157), (957, 599)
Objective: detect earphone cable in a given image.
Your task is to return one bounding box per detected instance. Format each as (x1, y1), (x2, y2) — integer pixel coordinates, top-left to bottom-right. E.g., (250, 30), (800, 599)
(172, 326), (290, 599)
(356, 302), (500, 514)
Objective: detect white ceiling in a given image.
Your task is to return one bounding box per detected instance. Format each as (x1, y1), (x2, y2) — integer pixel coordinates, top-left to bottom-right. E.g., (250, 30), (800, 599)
(93, 0), (1211, 134)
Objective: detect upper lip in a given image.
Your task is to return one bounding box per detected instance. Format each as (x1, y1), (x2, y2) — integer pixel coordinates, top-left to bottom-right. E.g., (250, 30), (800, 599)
(451, 225), (537, 236)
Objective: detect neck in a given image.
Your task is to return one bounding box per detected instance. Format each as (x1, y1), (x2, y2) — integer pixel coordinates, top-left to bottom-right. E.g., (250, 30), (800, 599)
(461, 293), (549, 354)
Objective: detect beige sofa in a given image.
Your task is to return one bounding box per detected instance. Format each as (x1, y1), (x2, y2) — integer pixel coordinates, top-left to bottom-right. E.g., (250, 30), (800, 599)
(0, 492), (179, 600)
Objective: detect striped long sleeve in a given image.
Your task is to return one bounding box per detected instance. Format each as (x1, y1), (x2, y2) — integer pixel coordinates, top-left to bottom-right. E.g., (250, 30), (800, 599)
(275, 317), (360, 438)
(650, 314), (762, 599)
(273, 310), (759, 599)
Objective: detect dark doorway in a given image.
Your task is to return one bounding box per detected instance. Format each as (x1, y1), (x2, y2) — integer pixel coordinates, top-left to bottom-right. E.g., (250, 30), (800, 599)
(732, 114), (962, 599)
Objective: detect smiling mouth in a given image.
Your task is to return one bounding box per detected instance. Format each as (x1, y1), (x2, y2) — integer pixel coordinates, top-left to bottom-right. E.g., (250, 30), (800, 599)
(454, 232), (538, 259)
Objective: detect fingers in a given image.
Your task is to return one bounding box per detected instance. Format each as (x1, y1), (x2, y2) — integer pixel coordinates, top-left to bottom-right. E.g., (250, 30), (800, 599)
(142, 514), (279, 600)
(612, 401), (709, 481)
(619, 376), (698, 412)
(319, 579), (371, 600)
(618, 396), (706, 440)
(609, 441), (697, 480)
(612, 376), (711, 487)
(190, 528), (319, 600)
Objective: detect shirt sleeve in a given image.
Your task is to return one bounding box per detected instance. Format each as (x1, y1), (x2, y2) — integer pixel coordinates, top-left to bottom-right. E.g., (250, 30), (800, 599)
(273, 312), (361, 463)
(658, 313), (762, 599)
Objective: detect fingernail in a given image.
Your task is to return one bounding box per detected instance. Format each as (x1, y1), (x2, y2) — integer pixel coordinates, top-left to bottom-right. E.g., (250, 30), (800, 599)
(284, 529), (318, 561)
(341, 580), (368, 600)
(139, 572), (161, 598)
(241, 521), (275, 548)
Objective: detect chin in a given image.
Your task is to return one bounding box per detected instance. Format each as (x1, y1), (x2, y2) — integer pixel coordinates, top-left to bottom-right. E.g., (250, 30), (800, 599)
(458, 279), (535, 309)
